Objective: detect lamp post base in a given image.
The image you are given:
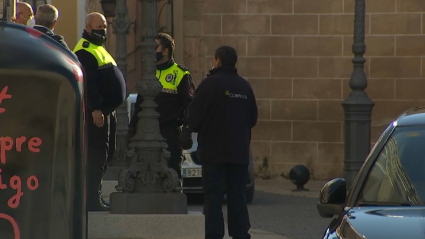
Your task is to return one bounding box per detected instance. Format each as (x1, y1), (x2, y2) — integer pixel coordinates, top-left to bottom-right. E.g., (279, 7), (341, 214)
(342, 90), (374, 189)
(109, 192), (188, 214)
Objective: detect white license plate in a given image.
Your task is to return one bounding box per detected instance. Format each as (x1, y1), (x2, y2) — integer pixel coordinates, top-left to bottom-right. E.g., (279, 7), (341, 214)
(183, 168), (202, 178)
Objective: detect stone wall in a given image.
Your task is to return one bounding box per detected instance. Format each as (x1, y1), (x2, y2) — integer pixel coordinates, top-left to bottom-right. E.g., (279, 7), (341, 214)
(100, 0), (425, 180)
(180, 0), (425, 180)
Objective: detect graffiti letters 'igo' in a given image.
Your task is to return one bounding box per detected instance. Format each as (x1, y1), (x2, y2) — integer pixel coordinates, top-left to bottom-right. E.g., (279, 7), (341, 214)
(0, 85), (43, 239)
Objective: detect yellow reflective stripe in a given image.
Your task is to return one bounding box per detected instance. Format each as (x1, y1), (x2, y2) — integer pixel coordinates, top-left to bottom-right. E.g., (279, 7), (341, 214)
(156, 63), (189, 92)
(73, 38), (117, 67)
(161, 88), (178, 94)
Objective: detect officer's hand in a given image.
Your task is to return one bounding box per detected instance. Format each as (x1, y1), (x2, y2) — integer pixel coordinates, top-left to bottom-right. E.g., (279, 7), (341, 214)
(92, 110), (104, 127)
(179, 127), (193, 150)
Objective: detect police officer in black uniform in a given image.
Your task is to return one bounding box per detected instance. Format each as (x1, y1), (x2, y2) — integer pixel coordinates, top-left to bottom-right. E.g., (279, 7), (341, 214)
(128, 33), (194, 182)
(73, 12), (126, 211)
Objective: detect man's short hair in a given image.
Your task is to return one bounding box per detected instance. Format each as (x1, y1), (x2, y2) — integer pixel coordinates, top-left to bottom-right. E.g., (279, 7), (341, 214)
(214, 46), (238, 66)
(155, 33), (175, 58)
(35, 4), (58, 28)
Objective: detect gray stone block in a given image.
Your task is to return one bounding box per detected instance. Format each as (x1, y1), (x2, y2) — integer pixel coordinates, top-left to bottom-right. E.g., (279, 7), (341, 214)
(110, 192), (188, 214)
(88, 211), (204, 239)
(103, 167), (124, 181)
(101, 181), (118, 199)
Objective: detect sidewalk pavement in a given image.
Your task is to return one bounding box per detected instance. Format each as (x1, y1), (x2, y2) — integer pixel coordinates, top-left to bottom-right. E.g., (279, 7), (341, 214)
(254, 177), (327, 199)
(222, 177), (327, 239)
(101, 177), (327, 201)
(100, 178), (327, 239)
(224, 228), (291, 239)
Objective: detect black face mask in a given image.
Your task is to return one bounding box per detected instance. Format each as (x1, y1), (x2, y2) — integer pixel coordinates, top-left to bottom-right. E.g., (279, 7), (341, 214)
(156, 52), (164, 62)
(90, 29), (107, 45)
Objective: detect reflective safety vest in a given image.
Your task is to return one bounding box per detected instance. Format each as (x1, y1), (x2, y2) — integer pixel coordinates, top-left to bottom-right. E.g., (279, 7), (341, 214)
(73, 38), (117, 68)
(156, 63), (190, 94)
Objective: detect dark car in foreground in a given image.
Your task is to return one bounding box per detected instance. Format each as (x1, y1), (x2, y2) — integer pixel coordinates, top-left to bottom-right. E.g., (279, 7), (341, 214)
(317, 107), (425, 239)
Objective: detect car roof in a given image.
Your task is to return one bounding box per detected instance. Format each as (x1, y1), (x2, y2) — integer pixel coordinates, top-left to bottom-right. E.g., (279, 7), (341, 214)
(128, 93), (138, 103)
(395, 106), (425, 126)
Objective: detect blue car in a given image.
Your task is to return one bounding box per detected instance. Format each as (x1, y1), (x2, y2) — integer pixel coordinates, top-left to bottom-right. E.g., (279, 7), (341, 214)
(317, 106), (425, 239)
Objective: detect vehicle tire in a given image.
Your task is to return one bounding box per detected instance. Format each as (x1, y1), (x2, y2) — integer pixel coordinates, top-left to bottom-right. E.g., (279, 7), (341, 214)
(246, 184), (254, 204)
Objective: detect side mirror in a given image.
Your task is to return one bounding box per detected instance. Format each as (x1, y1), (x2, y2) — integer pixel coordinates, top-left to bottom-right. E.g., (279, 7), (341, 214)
(317, 178), (346, 218)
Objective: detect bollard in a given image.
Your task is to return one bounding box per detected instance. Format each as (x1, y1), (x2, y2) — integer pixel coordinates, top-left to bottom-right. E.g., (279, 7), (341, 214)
(289, 165), (310, 192)
(0, 22), (86, 239)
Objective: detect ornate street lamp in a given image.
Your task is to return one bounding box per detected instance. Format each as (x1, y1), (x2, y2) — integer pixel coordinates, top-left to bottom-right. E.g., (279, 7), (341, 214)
(100, 0), (116, 18)
(341, 0), (374, 189)
(104, 0), (131, 175)
(110, 0), (186, 214)
(98, 0), (131, 182)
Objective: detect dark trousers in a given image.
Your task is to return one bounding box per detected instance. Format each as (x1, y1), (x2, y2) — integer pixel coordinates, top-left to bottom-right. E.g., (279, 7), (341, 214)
(160, 124), (183, 179)
(98, 112), (116, 197)
(86, 111), (116, 209)
(202, 163), (251, 239)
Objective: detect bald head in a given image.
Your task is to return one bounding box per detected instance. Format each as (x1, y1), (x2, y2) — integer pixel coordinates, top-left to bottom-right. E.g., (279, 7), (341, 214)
(15, 2), (34, 25)
(85, 12), (107, 34)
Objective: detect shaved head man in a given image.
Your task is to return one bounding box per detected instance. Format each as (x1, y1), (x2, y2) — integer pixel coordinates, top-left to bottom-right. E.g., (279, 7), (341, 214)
(73, 12), (126, 211)
(15, 2), (34, 26)
(84, 12), (107, 44)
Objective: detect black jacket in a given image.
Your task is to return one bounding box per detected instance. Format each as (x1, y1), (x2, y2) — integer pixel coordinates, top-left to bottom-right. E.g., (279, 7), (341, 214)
(74, 31), (126, 116)
(187, 65), (258, 165)
(33, 25), (69, 49)
(128, 59), (195, 138)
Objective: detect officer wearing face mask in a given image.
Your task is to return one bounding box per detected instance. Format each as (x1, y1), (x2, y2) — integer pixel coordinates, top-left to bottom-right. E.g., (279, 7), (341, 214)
(128, 33), (195, 185)
(14, 2), (35, 27)
(73, 12), (126, 211)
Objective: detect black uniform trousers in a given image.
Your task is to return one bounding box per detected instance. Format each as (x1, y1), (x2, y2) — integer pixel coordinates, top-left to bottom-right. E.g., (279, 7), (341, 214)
(87, 111), (116, 209)
(98, 112), (116, 198)
(202, 163), (251, 239)
(160, 123), (183, 179)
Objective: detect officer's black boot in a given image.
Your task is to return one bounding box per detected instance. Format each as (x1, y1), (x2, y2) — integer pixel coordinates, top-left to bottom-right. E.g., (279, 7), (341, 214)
(87, 152), (110, 211)
(92, 198), (109, 211)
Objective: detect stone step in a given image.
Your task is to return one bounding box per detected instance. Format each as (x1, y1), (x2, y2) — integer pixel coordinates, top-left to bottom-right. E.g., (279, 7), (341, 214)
(88, 211), (204, 239)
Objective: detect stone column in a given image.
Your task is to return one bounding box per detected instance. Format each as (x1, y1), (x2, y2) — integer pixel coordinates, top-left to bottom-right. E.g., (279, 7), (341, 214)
(108, 0), (131, 174)
(109, 0), (187, 214)
(341, 0), (374, 189)
(4, 0), (16, 21)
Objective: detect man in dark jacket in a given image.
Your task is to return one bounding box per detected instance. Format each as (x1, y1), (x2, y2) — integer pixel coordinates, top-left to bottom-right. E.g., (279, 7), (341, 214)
(73, 12), (126, 211)
(33, 4), (69, 49)
(187, 46), (258, 239)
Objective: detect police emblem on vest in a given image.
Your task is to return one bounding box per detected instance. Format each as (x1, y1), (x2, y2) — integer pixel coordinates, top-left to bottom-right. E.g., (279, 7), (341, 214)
(166, 74), (174, 83)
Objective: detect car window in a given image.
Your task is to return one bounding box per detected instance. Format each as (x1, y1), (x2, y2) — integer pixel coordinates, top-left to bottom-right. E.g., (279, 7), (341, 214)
(358, 126), (425, 206)
(131, 102), (135, 115)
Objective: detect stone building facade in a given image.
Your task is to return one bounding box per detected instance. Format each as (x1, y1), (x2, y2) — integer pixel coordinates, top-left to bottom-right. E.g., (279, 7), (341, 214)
(79, 0), (425, 180)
